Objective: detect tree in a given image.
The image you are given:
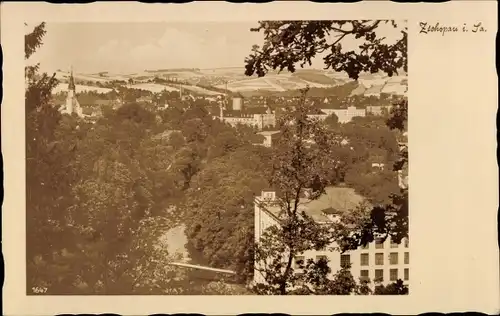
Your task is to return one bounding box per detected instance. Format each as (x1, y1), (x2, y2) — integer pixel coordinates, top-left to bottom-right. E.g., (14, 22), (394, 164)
(244, 19), (409, 253)
(245, 20), (407, 80)
(324, 113), (339, 129)
(374, 279), (408, 295)
(252, 88), (361, 295)
(25, 22), (79, 293)
(25, 24), (194, 294)
(184, 145), (271, 282)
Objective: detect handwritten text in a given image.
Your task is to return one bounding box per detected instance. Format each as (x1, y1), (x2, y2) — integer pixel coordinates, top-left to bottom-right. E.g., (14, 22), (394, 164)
(419, 22), (487, 36)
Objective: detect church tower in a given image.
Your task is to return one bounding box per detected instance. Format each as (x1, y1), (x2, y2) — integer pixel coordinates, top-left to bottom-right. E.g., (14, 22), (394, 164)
(65, 67), (83, 117)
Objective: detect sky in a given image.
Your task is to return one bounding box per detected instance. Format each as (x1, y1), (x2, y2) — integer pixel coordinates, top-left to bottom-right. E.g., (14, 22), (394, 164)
(28, 21), (405, 74)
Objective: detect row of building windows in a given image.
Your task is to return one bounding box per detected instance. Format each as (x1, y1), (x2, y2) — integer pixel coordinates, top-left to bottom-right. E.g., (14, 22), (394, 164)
(361, 238), (409, 249)
(361, 252), (409, 266)
(360, 268), (409, 282)
(294, 252), (409, 268)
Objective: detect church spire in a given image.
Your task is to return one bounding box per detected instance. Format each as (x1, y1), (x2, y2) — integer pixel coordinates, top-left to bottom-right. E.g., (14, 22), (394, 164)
(68, 66), (76, 91)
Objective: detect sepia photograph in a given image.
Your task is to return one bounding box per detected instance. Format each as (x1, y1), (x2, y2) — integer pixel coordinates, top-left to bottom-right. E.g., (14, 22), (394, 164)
(25, 20), (409, 296)
(3, 1), (499, 314)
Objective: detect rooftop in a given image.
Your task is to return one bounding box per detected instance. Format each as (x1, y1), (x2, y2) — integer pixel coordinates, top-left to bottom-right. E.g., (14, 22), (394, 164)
(223, 106), (272, 117)
(307, 108), (327, 115)
(259, 186), (365, 222)
(257, 130), (281, 136)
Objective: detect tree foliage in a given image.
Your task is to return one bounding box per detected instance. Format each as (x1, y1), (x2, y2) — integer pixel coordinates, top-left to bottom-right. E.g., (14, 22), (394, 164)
(245, 20), (407, 80)
(26, 23), (192, 295)
(252, 89), (363, 294)
(374, 279), (409, 295)
(245, 19), (409, 255)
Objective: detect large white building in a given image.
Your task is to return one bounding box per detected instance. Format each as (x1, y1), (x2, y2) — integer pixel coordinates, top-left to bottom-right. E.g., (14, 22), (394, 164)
(253, 186), (409, 290)
(216, 97), (276, 130)
(320, 106), (367, 123)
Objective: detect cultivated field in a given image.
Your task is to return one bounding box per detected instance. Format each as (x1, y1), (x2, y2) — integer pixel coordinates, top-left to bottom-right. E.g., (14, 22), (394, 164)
(54, 67), (407, 96)
(52, 83), (113, 94)
(55, 71), (111, 83)
(129, 83), (180, 93)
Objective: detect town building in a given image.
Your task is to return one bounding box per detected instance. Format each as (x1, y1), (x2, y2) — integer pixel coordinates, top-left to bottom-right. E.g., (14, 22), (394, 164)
(81, 105), (102, 118)
(306, 108), (329, 121)
(320, 106), (366, 123)
(366, 105), (393, 116)
(253, 186), (409, 291)
(137, 95), (153, 104)
(255, 130), (281, 148)
(216, 97), (276, 130)
(60, 68), (84, 118)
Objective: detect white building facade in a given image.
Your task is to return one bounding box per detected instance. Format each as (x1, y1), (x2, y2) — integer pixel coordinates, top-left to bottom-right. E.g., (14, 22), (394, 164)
(320, 106), (366, 123)
(253, 190), (409, 290)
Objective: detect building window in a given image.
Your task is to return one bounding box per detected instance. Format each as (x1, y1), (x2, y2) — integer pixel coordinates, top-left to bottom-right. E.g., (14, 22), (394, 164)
(390, 240), (399, 248)
(361, 243), (369, 250)
(375, 269), (384, 282)
(294, 256), (305, 269)
(390, 269), (398, 281)
(340, 254), (351, 268)
(360, 253), (369, 266)
(404, 268), (409, 281)
(360, 270), (369, 281)
(316, 255), (328, 263)
(404, 238), (409, 248)
(375, 238), (384, 249)
(375, 253), (384, 265)
(404, 252), (409, 264)
(390, 252), (399, 265)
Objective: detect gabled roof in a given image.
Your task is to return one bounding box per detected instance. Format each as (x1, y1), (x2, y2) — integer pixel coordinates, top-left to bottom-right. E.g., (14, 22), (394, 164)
(244, 107), (271, 115)
(259, 186), (365, 223)
(256, 130), (281, 136)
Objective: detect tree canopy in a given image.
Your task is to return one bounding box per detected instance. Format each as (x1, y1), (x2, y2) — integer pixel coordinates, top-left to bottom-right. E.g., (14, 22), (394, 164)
(245, 20), (407, 80)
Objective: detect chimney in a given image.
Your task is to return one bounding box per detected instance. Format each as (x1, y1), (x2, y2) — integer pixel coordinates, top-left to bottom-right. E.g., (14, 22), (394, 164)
(261, 191), (276, 201)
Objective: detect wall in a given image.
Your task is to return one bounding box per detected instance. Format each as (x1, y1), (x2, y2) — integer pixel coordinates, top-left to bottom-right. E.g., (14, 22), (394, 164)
(233, 97), (242, 110)
(253, 195), (280, 285)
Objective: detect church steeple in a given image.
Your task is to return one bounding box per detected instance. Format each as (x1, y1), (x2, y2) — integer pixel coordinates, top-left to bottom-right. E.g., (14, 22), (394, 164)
(63, 65), (83, 118)
(68, 66), (76, 91)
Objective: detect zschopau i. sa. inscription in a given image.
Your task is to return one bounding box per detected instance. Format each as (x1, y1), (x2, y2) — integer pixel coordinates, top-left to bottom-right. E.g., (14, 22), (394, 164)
(419, 22), (487, 36)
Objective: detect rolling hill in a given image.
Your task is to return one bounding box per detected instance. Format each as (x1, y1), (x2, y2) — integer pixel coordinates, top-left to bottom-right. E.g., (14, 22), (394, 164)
(53, 67), (407, 97)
